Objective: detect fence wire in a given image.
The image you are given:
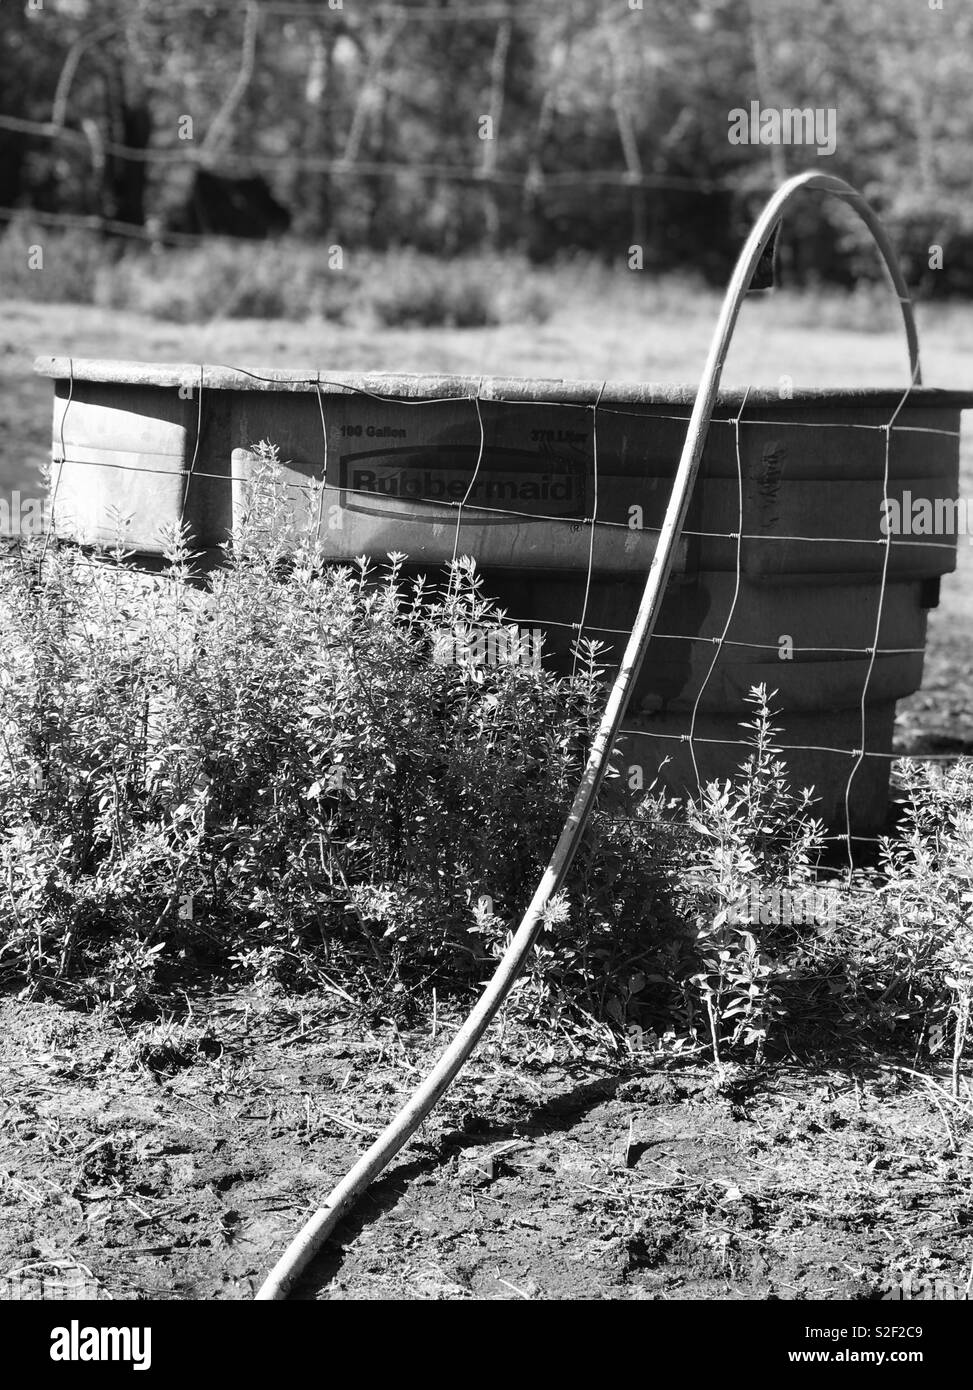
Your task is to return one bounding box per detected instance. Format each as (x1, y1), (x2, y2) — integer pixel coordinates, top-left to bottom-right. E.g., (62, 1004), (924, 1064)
(7, 356), (971, 877)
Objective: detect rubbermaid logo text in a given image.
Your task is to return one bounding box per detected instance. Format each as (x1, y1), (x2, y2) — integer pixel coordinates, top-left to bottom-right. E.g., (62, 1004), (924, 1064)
(350, 467), (582, 506)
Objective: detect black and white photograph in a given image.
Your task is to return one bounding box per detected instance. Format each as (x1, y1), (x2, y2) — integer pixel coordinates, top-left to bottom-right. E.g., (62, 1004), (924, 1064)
(0, 0), (970, 1353)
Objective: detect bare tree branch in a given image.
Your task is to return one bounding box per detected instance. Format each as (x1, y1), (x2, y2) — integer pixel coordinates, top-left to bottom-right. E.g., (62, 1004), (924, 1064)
(199, 0), (261, 163)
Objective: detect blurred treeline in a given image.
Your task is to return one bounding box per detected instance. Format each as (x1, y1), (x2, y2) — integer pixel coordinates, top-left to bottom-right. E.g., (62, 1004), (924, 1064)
(2, 0), (973, 293)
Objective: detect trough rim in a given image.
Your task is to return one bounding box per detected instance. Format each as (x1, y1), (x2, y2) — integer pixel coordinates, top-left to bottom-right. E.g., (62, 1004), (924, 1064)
(32, 356), (973, 411)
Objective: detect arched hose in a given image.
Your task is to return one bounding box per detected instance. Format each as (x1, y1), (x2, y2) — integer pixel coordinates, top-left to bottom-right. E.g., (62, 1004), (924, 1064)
(254, 171), (919, 1299)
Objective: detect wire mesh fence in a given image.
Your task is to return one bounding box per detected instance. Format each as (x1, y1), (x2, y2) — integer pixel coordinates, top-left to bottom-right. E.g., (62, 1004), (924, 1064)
(5, 355), (967, 880)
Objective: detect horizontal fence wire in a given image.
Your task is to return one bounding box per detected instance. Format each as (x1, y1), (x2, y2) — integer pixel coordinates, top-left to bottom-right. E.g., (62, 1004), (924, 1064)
(0, 117), (738, 187)
(5, 357), (969, 878)
(0, 203), (204, 248)
(10, 458), (964, 554)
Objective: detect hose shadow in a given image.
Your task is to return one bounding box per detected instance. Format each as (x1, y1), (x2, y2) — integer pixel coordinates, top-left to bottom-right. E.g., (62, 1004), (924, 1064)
(290, 1067), (627, 1298)
(289, 1148), (447, 1300)
(288, 1049), (919, 1298)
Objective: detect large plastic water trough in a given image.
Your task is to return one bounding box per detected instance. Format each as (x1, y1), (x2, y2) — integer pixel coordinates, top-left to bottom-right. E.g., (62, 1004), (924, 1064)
(33, 357), (973, 833)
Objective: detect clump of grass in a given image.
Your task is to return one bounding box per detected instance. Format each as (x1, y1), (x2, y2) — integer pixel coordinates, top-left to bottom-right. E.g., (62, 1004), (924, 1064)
(127, 1018), (223, 1076)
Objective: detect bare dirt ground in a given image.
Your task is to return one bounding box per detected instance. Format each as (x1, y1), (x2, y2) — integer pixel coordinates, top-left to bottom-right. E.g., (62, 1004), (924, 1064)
(1, 292), (972, 1301)
(2, 992), (971, 1302)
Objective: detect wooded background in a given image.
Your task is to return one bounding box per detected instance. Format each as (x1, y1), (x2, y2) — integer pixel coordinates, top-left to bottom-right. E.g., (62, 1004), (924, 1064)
(2, 0), (972, 293)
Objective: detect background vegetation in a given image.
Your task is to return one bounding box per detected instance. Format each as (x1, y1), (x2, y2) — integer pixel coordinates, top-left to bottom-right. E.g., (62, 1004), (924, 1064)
(2, 0), (973, 293)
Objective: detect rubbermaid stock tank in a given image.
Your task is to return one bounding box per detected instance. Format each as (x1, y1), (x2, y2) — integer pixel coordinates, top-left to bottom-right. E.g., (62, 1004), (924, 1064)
(33, 357), (973, 832)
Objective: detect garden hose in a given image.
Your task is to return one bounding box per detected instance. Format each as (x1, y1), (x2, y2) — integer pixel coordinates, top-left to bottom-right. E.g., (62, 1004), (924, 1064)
(253, 171), (919, 1299)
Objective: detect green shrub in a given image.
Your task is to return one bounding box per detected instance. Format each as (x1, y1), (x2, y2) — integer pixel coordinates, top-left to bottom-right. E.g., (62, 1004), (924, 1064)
(665, 687), (828, 1063)
(1, 450), (970, 1070)
(662, 691), (973, 1069)
(873, 761), (973, 1075)
(0, 450), (616, 1008)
